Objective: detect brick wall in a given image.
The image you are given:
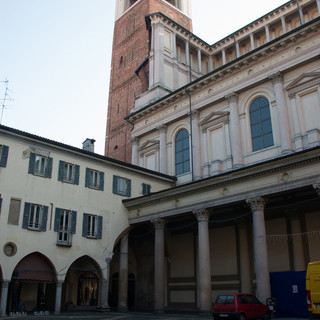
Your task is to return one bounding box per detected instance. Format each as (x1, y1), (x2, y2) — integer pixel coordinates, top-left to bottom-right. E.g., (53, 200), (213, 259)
(105, 0), (192, 162)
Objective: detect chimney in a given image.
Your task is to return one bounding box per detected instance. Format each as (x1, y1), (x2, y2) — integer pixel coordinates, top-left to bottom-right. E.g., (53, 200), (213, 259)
(82, 138), (96, 153)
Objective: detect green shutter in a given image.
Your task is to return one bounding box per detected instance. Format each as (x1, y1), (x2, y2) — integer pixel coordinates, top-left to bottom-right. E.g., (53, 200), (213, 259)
(0, 145), (9, 167)
(40, 206), (48, 231)
(82, 213), (88, 237)
(54, 208), (61, 232)
(74, 165), (80, 185)
(28, 153), (36, 174)
(71, 211), (77, 234)
(0, 198), (2, 213)
(99, 172), (104, 191)
(45, 157), (53, 178)
(112, 175), (118, 194)
(22, 202), (31, 229)
(85, 168), (90, 187)
(126, 179), (132, 197)
(58, 161), (65, 181)
(97, 216), (103, 239)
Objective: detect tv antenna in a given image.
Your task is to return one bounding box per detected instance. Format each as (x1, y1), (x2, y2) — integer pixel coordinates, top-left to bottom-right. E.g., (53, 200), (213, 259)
(0, 79), (14, 124)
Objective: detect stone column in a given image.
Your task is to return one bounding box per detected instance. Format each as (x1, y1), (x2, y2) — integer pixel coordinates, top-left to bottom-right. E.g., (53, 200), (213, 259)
(290, 216), (306, 271)
(238, 224), (251, 293)
(222, 49), (226, 65)
(270, 72), (292, 154)
(281, 16), (287, 34)
(118, 233), (129, 311)
(157, 125), (168, 174)
(185, 40), (190, 66)
(317, 0), (320, 15)
(246, 197), (271, 304)
(250, 33), (255, 50)
(173, 33), (177, 59)
(297, 1), (305, 25)
(201, 128), (210, 178)
(289, 93), (303, 151)
(0, 281), (9, 317)
(131, 137), (139, 166)
(99, 279), (110, 310)
(54, 280), (63, 315)
(152, 218), (166, 313)
(208, 56), (214, 72)
(225, 93), (243, 168)
(197, 49), (202, 73)
(235, 40), (240, 58)
(191, 110), (202, 180)
(265, 25), (270, 42)
(193, 209), (212, 314)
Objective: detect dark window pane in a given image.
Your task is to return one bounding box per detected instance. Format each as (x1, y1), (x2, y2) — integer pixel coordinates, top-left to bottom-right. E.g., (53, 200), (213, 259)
(263, 133), (274, 147)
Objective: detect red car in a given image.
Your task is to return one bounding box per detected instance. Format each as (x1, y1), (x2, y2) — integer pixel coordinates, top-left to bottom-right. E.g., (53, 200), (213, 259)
(213, 293), (270, 320)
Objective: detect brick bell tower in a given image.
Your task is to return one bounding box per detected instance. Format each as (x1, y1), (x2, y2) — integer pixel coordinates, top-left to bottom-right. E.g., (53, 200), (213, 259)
(105, 0), (192, 162)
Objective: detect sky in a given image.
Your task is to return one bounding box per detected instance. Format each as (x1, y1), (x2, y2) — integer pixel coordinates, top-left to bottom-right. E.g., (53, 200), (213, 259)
(0, 0), (287, 155)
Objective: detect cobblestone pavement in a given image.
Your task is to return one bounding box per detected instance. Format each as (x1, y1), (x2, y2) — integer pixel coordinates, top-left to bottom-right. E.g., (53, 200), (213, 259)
(1, 311), (213, 320)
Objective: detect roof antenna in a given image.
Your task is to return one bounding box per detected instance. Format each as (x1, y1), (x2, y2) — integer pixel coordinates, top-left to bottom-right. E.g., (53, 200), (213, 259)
(0, 79), (14, 124)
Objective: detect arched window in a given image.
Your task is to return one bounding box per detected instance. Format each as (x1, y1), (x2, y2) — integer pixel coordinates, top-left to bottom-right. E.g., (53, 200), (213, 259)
(175, 129), (190, 175)
(250, 97), (274, 152)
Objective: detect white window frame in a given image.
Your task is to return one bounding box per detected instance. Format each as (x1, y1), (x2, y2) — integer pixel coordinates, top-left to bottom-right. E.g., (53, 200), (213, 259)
(64, 163), (75, 182)
(57, 210), (71, 246)
(28, 204), (43, 230)
(90, 170), (100, 188)
(87, 215), (98, 238)
(35, 155), (47, 175)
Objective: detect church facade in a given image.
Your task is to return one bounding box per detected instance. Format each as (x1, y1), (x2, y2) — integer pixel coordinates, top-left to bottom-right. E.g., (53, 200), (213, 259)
(1, 0), (320, 317)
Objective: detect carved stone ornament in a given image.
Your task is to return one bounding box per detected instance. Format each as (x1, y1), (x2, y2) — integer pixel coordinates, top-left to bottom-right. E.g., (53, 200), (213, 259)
(313, 184), (320, 198)
(193, 208), (211, 221)
(3, 242), (17, 257)
(225, 92), (238, 104)
(246, 197), (267, 211)
(151, 218), (166, 229)
(269, 71), (283, 85)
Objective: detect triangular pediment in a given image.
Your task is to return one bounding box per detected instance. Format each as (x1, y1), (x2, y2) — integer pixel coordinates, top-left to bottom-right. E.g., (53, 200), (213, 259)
(200, 111), (229, 126)
(138, 139), (159, 151)
(286, 72), (320, 90)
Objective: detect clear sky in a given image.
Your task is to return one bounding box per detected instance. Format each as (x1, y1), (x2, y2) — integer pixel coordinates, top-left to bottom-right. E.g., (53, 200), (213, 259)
(0, 0), (287, 155)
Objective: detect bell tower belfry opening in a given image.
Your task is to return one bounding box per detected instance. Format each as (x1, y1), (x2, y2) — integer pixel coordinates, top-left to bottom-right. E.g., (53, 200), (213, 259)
(105, 0), (192, 162)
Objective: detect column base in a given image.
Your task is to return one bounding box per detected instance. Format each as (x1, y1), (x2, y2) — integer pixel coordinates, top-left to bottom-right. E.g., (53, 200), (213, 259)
(96, 306), (110, 312)
(117, 306), (128, 312)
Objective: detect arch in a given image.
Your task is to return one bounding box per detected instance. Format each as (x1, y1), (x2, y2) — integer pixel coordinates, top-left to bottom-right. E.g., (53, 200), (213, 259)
(9, 252), (57, 313)
(249, 96), (274, 152)
(174, 128), (190, 175)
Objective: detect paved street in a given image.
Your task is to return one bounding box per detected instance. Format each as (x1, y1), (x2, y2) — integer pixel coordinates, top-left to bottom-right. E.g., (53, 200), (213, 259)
(1, 311), (213, 320)
(0, 311), (310, 320)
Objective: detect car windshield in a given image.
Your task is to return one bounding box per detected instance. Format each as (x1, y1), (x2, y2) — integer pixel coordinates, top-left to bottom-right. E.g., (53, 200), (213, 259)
(247, 295), (261, 304)
(216, 295), (235, 304)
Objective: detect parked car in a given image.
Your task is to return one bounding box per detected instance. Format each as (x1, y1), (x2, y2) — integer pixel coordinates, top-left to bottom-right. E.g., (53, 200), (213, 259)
(213, 293), (270, 320)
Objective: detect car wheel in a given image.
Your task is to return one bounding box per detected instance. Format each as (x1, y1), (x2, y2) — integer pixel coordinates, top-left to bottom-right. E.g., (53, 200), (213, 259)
(239, 313), (246, 320)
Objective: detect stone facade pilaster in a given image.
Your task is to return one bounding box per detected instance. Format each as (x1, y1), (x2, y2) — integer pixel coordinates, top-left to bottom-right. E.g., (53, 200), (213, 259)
(118, 233), (129, 311)
(157, 125), (168, 174)
(0, 281), (9, 317)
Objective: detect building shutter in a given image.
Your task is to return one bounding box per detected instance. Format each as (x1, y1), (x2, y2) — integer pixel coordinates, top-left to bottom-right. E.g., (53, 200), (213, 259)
(58, 161), (65, 181)
(126, 179), (132, 197)
(112, 175), (118, 194)
(82, 213), (88, 237)
(45, 157), (53, 178)
(85, 168), (90, 187)
(74, 165), (80, 185)
(99, 172), (104, 191)
(97, 216), (103, 239)
(0, 145), (9, 167)
(0, 197), (2, 213)
(28, 153), (36, 174)
(54, 208), (61, 232)
(40, 206), (48, 231)
(22, 202), (31, 229)
(71, 211), (77, 234)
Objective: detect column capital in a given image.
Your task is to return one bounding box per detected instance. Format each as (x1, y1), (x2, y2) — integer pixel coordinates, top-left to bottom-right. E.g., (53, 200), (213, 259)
(313, 184), (320, 197)
(152, 218), (166, 229)
(288, 92), (296, 100)
(130, 136), (139, 145)
(157, 125), (167, 134)
(193, 208), (211, 221)
(246, 197), (267, 211)
(269, 71), (283, 85)
(189, 109), (200, 120)
(225, 92), (238, 103)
